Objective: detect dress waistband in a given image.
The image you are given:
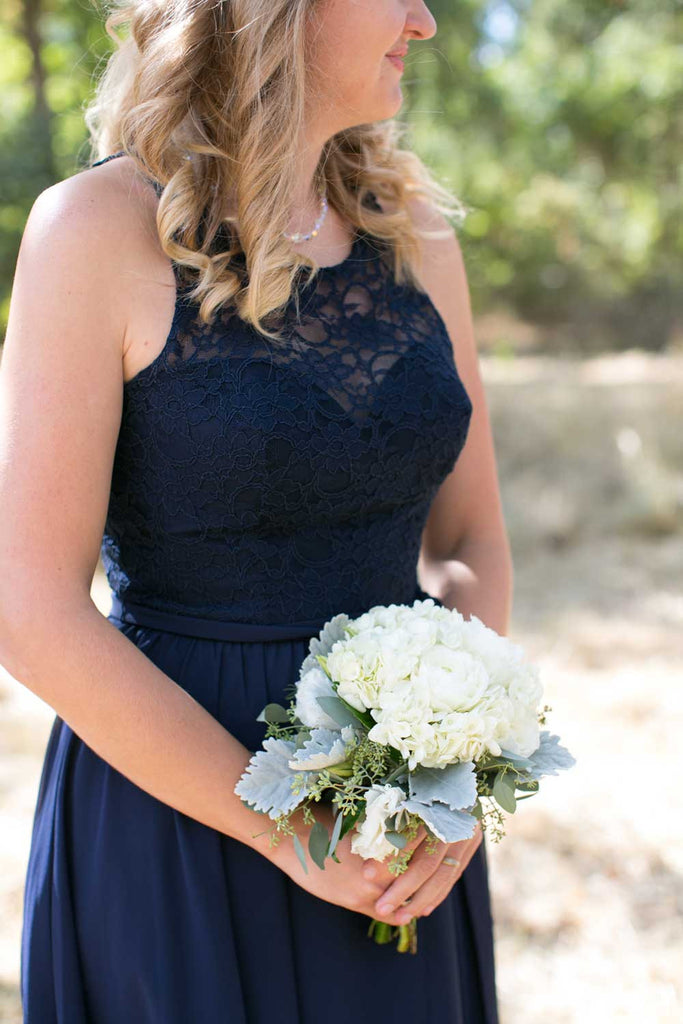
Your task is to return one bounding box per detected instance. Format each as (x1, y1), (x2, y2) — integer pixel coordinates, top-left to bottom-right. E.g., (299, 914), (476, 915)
(106, 586), (438, 643)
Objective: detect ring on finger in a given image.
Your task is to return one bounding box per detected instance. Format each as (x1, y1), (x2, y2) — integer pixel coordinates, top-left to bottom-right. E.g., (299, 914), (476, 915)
(442, 855), (461, 868)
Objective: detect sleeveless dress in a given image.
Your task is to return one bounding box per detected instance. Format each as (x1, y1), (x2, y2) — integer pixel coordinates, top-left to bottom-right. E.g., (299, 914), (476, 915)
(20, 151), (500, 1023)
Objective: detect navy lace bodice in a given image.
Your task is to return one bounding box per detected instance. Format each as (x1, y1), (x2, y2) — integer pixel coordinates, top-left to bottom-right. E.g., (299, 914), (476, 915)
(94, 153), (473, 624)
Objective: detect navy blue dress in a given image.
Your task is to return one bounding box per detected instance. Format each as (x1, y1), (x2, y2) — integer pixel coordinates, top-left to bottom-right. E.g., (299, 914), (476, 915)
(20, 151), (500, 1023)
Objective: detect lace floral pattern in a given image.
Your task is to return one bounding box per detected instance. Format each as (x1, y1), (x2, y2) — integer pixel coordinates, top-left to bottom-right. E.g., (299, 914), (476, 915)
(93, 153), (473, 623)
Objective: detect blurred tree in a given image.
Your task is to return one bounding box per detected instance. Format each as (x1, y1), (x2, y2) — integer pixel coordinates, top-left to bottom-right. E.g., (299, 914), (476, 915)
(0, 0), (681, 352)
(406, 0), (683, 351)
(0, 0), (109, 325)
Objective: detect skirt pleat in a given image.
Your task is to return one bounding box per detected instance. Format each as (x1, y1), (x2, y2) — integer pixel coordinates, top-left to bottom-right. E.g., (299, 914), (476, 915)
(20, 608), (499, 1023)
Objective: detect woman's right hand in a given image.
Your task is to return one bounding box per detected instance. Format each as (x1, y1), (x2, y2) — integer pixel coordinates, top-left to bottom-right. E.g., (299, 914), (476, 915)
(266, 802), (428, 929)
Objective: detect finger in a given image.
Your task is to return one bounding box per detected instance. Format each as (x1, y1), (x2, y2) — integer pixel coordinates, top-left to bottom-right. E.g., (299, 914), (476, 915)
(368, 821), (481, 921)
(395, 860), (463, 921)
(373, 840), (451, 917)
(394, 833), (483, 922)
(360, 822), (429, 883)
(376, 823), (483, 921)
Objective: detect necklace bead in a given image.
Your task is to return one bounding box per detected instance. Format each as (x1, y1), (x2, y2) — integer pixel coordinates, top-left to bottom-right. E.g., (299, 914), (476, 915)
(283, 193), (329, 243)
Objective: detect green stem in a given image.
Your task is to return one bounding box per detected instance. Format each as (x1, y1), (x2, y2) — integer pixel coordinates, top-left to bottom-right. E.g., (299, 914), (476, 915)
(367, 918), (394, 944)
(368, 916), (418, 954)
(382, 760), (410, 785)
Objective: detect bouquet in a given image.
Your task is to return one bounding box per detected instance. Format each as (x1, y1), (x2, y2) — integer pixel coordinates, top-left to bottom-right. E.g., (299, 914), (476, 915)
(235, 598), (575, 953)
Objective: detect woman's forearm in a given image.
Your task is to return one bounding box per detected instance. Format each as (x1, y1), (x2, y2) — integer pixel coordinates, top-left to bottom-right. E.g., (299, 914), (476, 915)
(0, 596), (278, 859)
(418, 536), (514, 636)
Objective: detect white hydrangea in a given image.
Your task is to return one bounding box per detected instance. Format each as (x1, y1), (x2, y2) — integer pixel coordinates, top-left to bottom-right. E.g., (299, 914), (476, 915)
(350, 784), (408, 861)
(303, 599), (544, 772)
(459, 614), (526, 685)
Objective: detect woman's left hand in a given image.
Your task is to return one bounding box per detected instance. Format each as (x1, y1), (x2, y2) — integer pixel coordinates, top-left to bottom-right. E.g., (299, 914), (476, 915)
(367, 820), (483, 927)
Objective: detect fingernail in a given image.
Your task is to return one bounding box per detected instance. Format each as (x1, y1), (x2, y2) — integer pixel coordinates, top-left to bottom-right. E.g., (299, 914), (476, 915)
(364, 865), (376, 879)
(423, 905), (434, 916)
(376, 902), (394, 914)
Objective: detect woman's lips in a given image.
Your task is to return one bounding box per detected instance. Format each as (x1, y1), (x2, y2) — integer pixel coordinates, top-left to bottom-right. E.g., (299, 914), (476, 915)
(385, 54), (405, 72)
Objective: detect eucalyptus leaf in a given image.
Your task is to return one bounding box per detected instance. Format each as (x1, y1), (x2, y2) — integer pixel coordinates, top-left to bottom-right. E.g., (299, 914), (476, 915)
(293, 730), (310, 750)
(308, 821), (330, 870)
(499, 747), (534, 769)
(292, 833), (308, 875)
(515, 779), (540, 792)
(327, 808), (344, 858)
(256, 702), (291, 724)
(492, 771), (517, 813)
(316, 696), (362, 729)
(333, 691), (376, 730)
(339, 804), (364, 839)
(385, 830), (408, 849)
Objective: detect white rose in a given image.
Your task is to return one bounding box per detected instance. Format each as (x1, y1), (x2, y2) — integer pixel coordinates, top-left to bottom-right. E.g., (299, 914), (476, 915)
(507, 665), (543, 709)
(415, 645), (491, 713)
(294, 665), (340, 730)
(497, 709), (541, 759)
(375, 677), (430, 716)
(350, 784), (407, 862)
(373, 635), (421, 688)
(326, 646), (363, 686)
(331, 633), (389, 711)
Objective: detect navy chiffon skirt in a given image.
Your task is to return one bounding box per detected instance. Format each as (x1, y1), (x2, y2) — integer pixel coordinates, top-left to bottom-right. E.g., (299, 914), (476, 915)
(20, 593), (499, 1023)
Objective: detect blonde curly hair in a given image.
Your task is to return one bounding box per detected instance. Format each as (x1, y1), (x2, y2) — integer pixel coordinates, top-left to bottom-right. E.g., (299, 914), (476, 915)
(84, 0), (469, 341)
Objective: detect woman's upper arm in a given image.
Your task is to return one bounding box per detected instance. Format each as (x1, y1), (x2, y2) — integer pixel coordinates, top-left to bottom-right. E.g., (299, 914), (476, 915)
(406, 198), (512, 563)
(0, 172), (131, 625)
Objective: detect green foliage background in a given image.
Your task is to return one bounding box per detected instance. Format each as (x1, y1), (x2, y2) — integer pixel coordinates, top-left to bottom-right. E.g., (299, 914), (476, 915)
(1, 0), (681, 352)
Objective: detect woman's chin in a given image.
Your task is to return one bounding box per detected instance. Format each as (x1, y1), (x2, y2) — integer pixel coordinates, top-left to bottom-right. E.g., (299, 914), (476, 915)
(376, 81), (404, 116)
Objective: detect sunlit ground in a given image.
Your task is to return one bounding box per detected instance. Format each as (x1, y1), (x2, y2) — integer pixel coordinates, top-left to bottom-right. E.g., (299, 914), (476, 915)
(1, 349), (681, 1023)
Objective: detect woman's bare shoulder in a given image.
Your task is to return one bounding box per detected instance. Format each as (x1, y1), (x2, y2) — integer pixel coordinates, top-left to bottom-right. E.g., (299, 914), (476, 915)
(20, 156), (178, 382)
(34, 155), (164, 270)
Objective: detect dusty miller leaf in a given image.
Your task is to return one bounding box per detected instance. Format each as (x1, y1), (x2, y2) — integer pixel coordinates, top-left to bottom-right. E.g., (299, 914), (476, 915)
(298, 614), (351, 677)
(399, 799), (478, 843)
(408, 761), (477, 811)
(522, 731), (576, 780)
(234, 737), (311, 820)
(288, 726), (356, 771)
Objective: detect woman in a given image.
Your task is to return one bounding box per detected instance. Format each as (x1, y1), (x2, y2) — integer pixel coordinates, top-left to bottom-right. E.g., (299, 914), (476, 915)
(1, 0), (512, 1020)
